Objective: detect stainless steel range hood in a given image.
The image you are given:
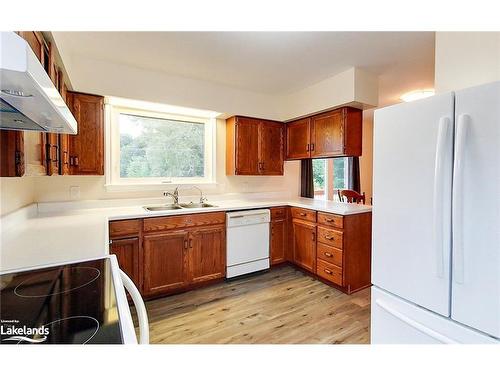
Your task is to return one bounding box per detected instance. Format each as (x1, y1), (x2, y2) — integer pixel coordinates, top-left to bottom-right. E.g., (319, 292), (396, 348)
(0, 32), (77, 134)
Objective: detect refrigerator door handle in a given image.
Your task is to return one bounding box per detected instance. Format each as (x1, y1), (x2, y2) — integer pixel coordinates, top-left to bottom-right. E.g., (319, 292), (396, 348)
(452, 114), (469, 284)
(375, 299), (459, 344)
(433, 117), (452, 278)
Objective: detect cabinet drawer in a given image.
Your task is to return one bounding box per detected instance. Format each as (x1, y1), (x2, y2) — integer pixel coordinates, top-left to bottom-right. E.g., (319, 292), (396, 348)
(317, 259), (343, 286)
(109, 219), (141, 238)
(317, 226), (343, 248)
(290, 207), (316, 222)
(317, 212), (343, 229)
(270, 206), (286, 221)
(144, 212), (226, 232)
(317, 242), (342, 267)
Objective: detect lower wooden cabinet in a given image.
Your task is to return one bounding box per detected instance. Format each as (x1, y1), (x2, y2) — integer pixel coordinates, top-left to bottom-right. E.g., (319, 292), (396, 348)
(270, 207), (287, 265)
(271, 220), (286, 265)
(109, 237), (141, 289)
(143, 231), (190, 296)
(189, 225), (226, 284)
(292, 219), (317, 273)
(108, 208), (370, 299)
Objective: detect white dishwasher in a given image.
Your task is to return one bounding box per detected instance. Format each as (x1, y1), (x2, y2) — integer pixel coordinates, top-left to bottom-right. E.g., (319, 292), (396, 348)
(226, 209), (271, 278)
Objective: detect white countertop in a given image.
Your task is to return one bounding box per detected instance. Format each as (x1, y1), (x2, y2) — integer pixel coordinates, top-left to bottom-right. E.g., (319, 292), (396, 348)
(0, 196), (371, 272)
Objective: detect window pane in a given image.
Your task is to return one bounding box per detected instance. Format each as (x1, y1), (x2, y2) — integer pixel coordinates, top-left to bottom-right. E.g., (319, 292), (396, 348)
(119, 114), (205, 178)
(312, 159), (326, 198)
(333, 157), (346, 189)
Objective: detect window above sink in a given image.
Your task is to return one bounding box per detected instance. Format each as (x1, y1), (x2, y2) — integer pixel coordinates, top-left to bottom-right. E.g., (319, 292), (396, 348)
(105, 97), (218, 191)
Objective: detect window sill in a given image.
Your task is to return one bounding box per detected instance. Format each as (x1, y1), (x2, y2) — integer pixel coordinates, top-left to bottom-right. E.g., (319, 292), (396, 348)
(104, 181), (219, 192)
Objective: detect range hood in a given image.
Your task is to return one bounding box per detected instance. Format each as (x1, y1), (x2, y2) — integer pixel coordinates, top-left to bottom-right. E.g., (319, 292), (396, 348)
(0, 32), (77, 134)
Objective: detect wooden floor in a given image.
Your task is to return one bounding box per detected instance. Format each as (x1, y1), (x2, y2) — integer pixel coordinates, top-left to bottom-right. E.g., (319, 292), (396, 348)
(133, 265), (371, 344)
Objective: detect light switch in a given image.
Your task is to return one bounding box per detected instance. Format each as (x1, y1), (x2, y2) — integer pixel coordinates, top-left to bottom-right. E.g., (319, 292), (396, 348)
(70, 186), (81, 200)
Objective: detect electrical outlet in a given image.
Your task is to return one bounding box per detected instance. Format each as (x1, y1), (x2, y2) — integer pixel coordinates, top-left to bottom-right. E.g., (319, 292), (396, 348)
(69, 186), (81, 200)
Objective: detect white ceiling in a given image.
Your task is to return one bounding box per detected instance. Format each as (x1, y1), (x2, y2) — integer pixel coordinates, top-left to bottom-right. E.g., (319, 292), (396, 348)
(54, 32), (435, 106)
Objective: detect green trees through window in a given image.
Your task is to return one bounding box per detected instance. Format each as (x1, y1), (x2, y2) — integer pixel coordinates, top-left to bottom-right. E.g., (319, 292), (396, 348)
(119, 114), (205, 178)
(312, 157), (348, 198)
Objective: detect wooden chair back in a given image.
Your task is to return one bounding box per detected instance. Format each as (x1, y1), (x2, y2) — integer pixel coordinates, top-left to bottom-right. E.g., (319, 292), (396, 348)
(338, 189), (366, 204)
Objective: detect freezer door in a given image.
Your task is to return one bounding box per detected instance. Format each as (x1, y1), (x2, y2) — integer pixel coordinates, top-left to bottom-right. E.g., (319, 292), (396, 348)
(371, 287), (499, 344)
(372, 92), (454, 316)
(452, 81), (500, 338)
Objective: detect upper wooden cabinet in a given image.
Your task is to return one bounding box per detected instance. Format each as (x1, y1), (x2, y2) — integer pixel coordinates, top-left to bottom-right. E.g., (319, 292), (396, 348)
(66, 92), (105, 175)
(226, 116), (284, 176)
(17, 32), (45, 65)
(286, 118), (311, 159)
(285, 107), (362, 160)
(0, 130), (24, 177)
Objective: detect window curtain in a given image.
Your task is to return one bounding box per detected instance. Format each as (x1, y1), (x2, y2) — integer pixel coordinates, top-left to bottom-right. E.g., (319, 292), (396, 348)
(300, 159), (314, 198)
(348, 156), (361, 193)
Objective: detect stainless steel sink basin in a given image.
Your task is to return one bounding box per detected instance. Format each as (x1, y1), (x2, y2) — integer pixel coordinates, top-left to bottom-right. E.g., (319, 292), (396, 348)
(178, 202), (218, 209)
(143, 204), (183, 211)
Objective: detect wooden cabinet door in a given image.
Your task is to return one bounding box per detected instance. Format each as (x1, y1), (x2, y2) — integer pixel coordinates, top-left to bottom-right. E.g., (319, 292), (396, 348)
(143, 231), (189, 296)
(271, 220), (286, 265)
(17, 32), (45, 65)
(59, 134), (70, 175)
(41, 133), (60, 175)
(0, 130), (24, 177)
(311, 109), (344, 157)
(286, 118), (311, 159)
(259, 120), (284, 175)
(292, 220), (316, 272)
(235, 117), (260, 175)
(110, 237), (141, 289)
(189, 225), (226, 284)
(67, 92), (104, 175)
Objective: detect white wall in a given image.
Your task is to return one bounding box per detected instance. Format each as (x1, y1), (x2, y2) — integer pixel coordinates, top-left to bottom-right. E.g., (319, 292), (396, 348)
(0, 177), (36, 215)
(435, 32), (500, 93)
(359, 109), (374, 203)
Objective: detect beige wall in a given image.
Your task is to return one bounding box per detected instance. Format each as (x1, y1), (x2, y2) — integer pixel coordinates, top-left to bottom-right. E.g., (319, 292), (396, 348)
(0, 177), (36, 216)
(435, 32), (500, 93)
(359, 109), (374, 203)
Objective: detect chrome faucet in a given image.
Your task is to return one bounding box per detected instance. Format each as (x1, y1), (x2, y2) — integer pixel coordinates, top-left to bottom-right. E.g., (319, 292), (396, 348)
(191, 185), (207, 204)
(163, 187), (179, 205)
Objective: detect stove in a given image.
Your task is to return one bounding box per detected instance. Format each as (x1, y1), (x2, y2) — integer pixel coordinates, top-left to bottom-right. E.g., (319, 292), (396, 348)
(0, 258), (124, 344)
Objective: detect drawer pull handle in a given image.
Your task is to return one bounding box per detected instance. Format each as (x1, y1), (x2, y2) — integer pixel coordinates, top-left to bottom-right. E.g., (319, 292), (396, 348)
(325, 218), (334, 222)
(324, 252), (332, 257)
(325, 235), (335, 240)
(324, 269), (333, 275)
(299, 213), (306, 217)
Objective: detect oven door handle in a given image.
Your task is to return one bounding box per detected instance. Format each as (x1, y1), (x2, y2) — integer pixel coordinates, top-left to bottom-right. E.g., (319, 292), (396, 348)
(120, 270), (149, 344)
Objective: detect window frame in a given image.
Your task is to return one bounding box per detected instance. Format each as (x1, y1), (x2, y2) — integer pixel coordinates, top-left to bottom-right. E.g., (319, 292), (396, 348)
(105, 102), (217, 191)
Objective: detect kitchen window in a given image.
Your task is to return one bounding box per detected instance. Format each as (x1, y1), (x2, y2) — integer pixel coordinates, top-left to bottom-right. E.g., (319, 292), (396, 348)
(312, 157), (350, 200)
(106, 97), (217, 190)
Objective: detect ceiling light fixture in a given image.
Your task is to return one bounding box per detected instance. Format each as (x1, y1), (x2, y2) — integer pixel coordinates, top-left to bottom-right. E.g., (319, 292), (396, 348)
(400, 89), (435, 102)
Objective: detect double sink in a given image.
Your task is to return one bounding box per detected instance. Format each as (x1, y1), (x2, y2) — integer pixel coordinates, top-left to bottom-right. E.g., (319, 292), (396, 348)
(144, 202), (218, 212)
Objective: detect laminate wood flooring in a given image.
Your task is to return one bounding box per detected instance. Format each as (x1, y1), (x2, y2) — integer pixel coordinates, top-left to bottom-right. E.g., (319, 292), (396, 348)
(132, 265), (370, 344)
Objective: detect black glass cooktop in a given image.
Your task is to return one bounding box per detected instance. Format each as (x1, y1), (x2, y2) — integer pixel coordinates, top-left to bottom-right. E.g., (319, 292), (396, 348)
(0, 258), (123, 344)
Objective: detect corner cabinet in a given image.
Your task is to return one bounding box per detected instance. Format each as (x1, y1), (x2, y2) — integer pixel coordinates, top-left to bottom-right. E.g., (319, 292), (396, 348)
(66, 92), (105, 175)
(285, 107), (362, 160)
(226, 116), (284, 175)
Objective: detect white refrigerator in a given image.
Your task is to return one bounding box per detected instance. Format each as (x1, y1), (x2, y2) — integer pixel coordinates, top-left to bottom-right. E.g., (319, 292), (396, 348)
(371, 81), (500, 344)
